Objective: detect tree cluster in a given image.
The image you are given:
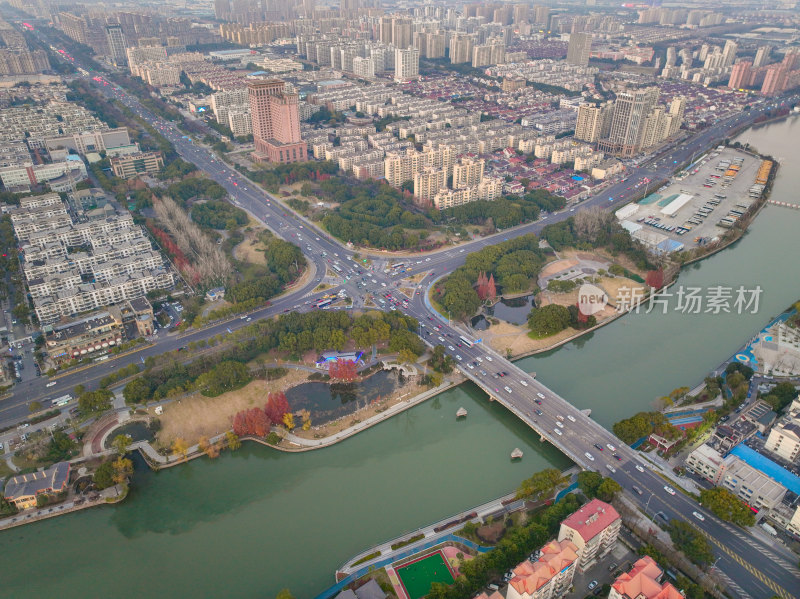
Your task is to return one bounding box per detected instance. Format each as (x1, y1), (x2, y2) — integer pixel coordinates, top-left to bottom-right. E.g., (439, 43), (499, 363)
(226, 232), (305, 305)
(123, 310), (418, 403)
(576, 471), (622, 502)
(432, 190), (564, 230)
(232, 391), (290, 437)
(528, 303), (596, 337)
(612, 411), (680, 445)
(760, 381), (798, 414)
(237, 160), (338, 194)
(194, 361), (251, 397)
(435, 234), (545, 319)
(320, 178), (430, 251)
(515, 468), (568, 501)
(699, 488), (756, 527)
(429, 345), (454, 374)
(44, 430), (78, 463)
(78, 388), (114, 415)
(191, 201), (248, 230)
(668, 520), (714, 567)
(167, 177), (227, 204)
(541, 210), (655, 272)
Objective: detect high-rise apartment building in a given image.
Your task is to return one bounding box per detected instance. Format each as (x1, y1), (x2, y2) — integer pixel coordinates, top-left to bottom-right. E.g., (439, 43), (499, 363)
(449, 33), (474, 65)
(566, 32), (592, 66)
(452, 157), (485, 188)
(754, 45), (772, 68)
(558, 499), (621, 571)
(598, 87), (659, 157)
(722, 40), (738, 68)
(392, 17), (413, 50)
(575, 103), (609, 143)
(729, 61), (753, 90)
(105, 25), (128, 66)
(394, 46), (419, 82)
(761, 64), (788, 95)
(248, 79), (306, 164)
(413, 168), (446, 203)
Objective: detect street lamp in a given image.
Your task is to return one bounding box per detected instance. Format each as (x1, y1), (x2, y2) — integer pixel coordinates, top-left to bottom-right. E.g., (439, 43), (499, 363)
(644, 492), (656, 520)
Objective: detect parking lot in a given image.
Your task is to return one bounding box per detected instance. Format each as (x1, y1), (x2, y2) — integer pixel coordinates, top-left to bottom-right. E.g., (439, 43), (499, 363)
(564, 538), (638, 598)
(620, 148), (764, 252)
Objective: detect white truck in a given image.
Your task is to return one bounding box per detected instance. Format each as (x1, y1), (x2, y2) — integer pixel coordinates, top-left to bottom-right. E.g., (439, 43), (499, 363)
(760, 522), (778, 536)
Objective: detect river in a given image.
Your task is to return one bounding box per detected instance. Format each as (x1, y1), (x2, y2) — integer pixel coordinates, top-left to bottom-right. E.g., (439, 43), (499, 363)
(2, 118), (800, 599)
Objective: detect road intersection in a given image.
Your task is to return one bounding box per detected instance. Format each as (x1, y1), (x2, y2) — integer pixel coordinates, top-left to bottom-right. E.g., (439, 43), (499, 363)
(4, 53), (800, 597)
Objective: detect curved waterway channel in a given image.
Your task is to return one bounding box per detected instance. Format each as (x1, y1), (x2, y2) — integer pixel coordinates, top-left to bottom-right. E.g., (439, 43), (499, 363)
(2, 120), (800, 599)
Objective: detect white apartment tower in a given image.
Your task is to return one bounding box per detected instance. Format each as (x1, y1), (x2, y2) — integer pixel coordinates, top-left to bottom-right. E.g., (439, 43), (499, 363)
(394, 47), (420, 82)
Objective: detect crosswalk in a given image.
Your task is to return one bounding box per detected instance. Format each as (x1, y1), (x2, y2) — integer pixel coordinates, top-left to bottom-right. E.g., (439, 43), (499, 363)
(695, 527), (798, 599)
(717, 521), (800, 573)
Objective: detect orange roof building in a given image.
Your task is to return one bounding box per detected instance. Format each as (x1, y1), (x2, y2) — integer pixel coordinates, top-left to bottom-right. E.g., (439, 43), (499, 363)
(558, 498), (621, 571)
(506, 539), (579, 599)
(609, 556), (685, 599)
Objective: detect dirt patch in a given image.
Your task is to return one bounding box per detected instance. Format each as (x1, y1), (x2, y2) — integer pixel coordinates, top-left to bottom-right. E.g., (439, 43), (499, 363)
(539, 257), (579, 278)
(477, 521), (505, 544)
(233, 238), (266, 265)
(153, 369), (310, 447)
(483, 320), (579, 357)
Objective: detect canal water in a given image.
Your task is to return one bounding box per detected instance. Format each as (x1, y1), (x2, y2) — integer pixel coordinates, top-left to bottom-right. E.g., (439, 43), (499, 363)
(2, 119), (800, 599)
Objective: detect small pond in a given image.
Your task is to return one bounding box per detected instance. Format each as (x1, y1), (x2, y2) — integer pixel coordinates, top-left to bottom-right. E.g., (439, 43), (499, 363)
(285, 369), (404, 425)
(104, 421), (155, 449)
(485, 294), (536, 326)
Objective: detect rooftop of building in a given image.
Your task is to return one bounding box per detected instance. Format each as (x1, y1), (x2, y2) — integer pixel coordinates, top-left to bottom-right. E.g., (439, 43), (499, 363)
(3, 462), (70, 502)
(561, 498), (620, 541)
(611, 556), (683, 599)
(729, 443), (800, 495)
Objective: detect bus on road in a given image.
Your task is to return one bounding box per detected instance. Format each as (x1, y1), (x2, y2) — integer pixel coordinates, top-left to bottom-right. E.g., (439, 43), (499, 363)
(459, 335), (474, 348)
(51, 394), (73, 407)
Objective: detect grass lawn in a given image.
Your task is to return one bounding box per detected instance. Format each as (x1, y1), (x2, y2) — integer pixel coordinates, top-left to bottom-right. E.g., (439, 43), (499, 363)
(396, 551), (455, 599)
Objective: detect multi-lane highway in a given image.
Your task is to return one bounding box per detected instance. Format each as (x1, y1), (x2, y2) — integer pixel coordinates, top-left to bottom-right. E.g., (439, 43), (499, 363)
(7, 43), (800, 598)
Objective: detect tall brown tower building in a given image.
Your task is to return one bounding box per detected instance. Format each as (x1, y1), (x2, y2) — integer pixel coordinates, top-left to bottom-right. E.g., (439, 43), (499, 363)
(248, 79), (306, 164)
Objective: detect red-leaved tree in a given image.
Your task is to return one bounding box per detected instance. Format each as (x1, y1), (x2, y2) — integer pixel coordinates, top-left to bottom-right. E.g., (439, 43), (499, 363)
(329, 359), (358, 382)
(486, 274), (497, 301)
(232, 408), (272, 437)
(645, 268), (665, 290)
(265, 391), (289, 424)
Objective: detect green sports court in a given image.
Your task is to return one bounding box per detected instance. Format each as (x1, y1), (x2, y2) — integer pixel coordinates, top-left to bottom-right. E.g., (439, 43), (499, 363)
(395, 550), (456, 599)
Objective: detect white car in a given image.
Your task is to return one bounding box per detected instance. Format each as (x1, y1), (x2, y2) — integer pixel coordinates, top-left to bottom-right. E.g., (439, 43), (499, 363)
(467, 363), (474, 369)
(455, 355), (462, 361)
(606, 443), (616, 451)
(567, 415), (576, 423)
(554, 428), (563, 436)
(476, 357), (482, 363)
(438, 336), (445, 342)
(585, 452), (595, 461)
(448, 345), (455, 351)
(692, 511), (705, 522)
(607, 465), (616, 474)
(504, 386), (512, 393)
(520, 380), (528, 387)
(556, 421), (564, 428)
(46, 381), (57, 387)
(664, 486), (676, 496)
(635, 465), (645, 473)
(485, 356), (492, 362)
(536, 392), (545, 399)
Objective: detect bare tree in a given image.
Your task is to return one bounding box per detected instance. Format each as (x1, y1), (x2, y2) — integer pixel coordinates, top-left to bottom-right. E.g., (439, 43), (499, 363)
(573, 206), (614, 244)
(154, 196), (231, 287)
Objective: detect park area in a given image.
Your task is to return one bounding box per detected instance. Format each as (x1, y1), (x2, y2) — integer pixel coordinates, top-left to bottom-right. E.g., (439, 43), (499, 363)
(395, 550), (456, 599)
